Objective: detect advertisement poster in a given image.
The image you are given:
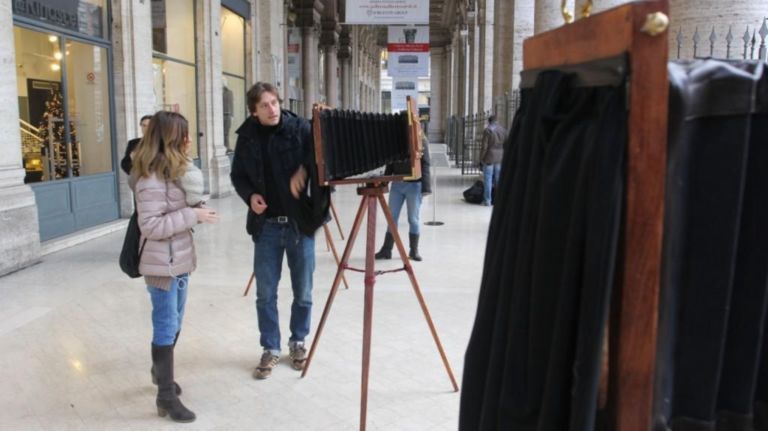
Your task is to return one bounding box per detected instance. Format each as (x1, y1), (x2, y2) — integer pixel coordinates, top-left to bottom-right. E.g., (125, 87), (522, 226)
(391, 79), (419, 112)
(286, 28), (302, 78)
(345, 0), (429, 25)
(387, 25), (429, 77)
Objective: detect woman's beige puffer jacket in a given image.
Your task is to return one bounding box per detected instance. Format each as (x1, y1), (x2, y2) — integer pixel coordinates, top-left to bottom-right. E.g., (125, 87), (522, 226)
(132, 173), (198, 277)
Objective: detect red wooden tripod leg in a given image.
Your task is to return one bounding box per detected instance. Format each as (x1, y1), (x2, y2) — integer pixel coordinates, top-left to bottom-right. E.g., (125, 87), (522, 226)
(359, 195), (378, 431)
(377, 194), (460, 392)
(302, 196), (368, 378)
(323, 223), (350, 290)
(243, 272), (255, 297)
(331, 198), (345, 240)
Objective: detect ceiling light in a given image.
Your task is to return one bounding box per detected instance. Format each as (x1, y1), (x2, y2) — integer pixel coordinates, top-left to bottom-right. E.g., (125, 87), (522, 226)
(53, 52), (63, 60)
(48, 35), (58, 42)
(51, 63), (60, 71)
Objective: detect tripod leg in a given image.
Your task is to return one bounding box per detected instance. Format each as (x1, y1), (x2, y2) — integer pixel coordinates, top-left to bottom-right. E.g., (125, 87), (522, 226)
(243, 272), (255, 297)
(359, 191), (379, 431)
(377, 194), (460, 392)
(323, 223), (350, 290)
(331, 198), (345, 240)
(302, 196), (369, 378)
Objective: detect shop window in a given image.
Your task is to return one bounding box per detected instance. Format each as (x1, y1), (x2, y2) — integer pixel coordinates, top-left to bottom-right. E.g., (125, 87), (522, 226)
(151, 0), (198, 158)
(221, 6), (246, 153)
(151, 0), (195, 63)
(152, 58), (198, 159)
(15, 26), (112, 183)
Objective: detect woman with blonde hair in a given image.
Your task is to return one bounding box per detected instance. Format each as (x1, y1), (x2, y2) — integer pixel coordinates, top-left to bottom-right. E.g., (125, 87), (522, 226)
(130, 111), (218, 423)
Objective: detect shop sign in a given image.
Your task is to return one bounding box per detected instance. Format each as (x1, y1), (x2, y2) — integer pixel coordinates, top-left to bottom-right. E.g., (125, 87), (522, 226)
(13, 0), (104, 39)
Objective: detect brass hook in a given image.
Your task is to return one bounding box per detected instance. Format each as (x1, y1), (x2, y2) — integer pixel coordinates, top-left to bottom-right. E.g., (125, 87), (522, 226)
(580, 0), (593, 19)
(561, 0), (574, 24)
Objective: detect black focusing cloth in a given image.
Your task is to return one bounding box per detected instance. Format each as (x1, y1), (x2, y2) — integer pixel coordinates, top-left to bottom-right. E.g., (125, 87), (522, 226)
(459, 60), (627, 431)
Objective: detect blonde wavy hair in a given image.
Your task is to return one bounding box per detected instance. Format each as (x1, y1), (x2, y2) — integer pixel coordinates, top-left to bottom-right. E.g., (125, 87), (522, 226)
(131, 111), (190, 181)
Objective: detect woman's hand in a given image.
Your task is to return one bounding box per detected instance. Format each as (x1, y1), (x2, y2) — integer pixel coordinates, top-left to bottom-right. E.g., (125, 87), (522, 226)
(194, 207), (219, 224)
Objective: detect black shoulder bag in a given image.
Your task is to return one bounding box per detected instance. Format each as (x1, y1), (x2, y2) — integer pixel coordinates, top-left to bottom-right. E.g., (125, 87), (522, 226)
(119, 211), (148, 278)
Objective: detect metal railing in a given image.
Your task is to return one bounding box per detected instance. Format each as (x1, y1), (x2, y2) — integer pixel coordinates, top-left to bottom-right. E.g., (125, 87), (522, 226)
(445, 90), (521, 175)
(674, 17), (768, 60)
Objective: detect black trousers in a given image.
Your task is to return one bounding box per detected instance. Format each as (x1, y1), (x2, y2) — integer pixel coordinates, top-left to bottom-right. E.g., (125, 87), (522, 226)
(655, 60), (768, 431)
(459, 64), (627, 431)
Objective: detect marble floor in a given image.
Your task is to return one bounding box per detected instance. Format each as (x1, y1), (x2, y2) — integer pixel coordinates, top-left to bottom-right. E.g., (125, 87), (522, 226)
(0, 168), (493, 431)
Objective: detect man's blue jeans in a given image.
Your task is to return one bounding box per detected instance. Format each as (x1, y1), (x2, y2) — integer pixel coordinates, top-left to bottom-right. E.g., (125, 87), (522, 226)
(147, 274), (189, 346)
(253, 221), (315, 353)
(388, 181), (423, 235)
(483, 163), (501, 205)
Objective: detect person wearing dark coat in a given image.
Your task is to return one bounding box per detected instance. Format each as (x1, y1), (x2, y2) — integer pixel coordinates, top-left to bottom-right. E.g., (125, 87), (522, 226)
(120, 115), (152, 175)
(230, 82), (330, 380)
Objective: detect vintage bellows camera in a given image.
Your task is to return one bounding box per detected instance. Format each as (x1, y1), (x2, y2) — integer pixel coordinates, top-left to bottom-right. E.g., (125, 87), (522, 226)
(311, 97), (422, 185)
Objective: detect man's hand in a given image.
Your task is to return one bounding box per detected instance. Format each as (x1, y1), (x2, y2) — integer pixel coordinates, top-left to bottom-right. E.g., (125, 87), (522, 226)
(250, 193), (268, 214)
(290, 166), (308, 199)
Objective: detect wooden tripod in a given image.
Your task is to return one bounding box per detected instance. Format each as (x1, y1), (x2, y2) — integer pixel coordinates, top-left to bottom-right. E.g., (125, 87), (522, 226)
(301, 182), (459, 431)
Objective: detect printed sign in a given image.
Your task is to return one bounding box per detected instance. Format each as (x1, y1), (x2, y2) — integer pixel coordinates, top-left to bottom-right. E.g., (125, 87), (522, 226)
(345, 0), (429, 25)
(387, 25), (429, 77)
(391, 79), (419, 112)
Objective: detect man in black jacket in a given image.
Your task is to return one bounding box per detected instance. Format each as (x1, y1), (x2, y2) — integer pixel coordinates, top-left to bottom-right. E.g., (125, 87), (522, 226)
(230, 82), (329, 380)
(120, 115), (152, 174)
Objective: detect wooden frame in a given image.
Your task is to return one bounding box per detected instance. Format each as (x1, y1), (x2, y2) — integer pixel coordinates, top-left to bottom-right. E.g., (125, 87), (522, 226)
(523, 1), (669, 430)
(312, 96), (422, 186)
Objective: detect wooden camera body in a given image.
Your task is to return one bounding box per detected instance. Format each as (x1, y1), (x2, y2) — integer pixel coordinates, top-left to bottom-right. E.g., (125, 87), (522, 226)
(312, 96), (422, 186)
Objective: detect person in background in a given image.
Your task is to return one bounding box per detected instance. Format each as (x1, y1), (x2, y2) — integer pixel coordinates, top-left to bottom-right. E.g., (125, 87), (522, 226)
(121, 115), (153, 175)
(230, 82), (330, 380)
(375, 122), (432, 262)
(479, 115), (506, 206)
(130, 111), (219, 423)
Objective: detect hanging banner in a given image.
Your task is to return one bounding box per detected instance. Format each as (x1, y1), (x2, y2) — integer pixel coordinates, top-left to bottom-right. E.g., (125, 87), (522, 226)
(286, 28), (302, 78)
(387, 25), (429, 77)
(345, 0), (429, 25)
(391, 78), (419, 112)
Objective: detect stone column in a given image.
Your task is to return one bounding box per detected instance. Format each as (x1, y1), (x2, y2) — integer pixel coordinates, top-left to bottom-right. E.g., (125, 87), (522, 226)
(467, 11), (479, 115)
(112, 0), (154, 215)
(428, 47), (446, 142)
(669, 0), (767, 60)
(535, 0), (573, 34)
(0, 0), (41, 275)
(513, 0), (535, 89)
(457, 29), (469, 116)
(298, 1), (322, 118)
(339, 26), (352, 108)
(444, 44), (454, 116)
(493, 0), (514, 97)
(478, 0), (495, 112)
(320, 0), (340, 107)
(247, 1), (260, 84)
(196, 0), (232, 197)
(257, 1), (285, 88)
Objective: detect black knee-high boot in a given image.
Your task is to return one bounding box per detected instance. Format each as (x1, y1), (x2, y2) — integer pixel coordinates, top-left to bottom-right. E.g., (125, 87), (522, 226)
(409, 233), (422, 261)
(375, 232), (395, 260)
(153, 344), (195, 423)
(151, 332), (182, 395)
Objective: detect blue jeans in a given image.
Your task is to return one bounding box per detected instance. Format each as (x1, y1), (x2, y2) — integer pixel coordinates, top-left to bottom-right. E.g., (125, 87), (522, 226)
(253, 222), (315, 353)
(483, 163), (501, 205)
(388, 181), (422, 235)
(147, 274), (189, 346)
